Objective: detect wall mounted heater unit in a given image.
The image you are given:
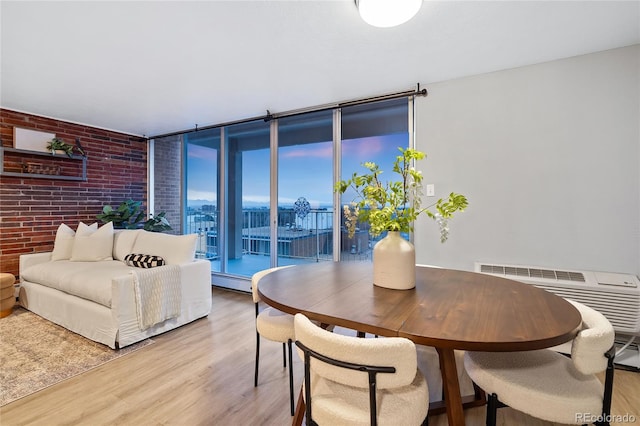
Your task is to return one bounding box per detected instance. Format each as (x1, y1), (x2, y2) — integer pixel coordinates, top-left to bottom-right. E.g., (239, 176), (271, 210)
(474, 262), (640, 369)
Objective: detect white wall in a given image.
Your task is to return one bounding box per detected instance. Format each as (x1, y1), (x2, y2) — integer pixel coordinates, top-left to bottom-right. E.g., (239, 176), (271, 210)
(414, 45), (640, 276)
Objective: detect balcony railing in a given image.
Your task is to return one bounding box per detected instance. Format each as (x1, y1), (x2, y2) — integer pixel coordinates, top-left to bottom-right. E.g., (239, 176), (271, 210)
(187, 208), (358, 262)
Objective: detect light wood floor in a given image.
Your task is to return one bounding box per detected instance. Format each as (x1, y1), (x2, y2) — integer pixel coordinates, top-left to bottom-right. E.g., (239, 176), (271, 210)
(1, 287), (639, 426)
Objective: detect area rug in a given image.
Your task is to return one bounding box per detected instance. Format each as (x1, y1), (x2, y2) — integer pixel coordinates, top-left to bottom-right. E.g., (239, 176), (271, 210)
(0, 307), (154, 406)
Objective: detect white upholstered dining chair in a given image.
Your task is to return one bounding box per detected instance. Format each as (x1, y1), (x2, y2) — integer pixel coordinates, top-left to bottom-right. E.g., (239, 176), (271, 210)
(294, 313), (430, 426)
(464, 300), (616, 426)
(251, 266), (296, 416)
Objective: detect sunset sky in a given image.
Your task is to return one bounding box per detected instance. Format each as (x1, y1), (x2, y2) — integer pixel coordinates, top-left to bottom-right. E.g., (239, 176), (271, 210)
(186, 132), (408, 209)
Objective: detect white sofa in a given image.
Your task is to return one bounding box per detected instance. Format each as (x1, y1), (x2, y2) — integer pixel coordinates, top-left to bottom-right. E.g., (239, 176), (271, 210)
(19, 223), (212, 349)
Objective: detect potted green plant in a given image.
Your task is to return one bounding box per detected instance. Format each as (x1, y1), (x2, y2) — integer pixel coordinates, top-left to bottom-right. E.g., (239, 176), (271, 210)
(46, 138), (76, 158)
(97, 199), (172, 232)
(143, 212), (172, 232)
(335, 147), (468, 289)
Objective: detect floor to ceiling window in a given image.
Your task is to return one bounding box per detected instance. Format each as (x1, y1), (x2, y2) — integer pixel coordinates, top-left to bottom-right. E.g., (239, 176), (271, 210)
(184, 129), (220, 270)
(152, 96), (413, 292)
(277, 110), (334, 267)
(340, 99), (410, 260)
(224, 119), (271, 282)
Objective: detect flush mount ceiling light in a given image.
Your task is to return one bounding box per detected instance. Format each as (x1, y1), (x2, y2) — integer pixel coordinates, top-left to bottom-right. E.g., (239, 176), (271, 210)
(355, 0), (422, 28)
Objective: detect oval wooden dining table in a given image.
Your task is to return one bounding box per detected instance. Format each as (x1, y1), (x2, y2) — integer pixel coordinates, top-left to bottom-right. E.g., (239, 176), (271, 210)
(258, 262), (582, 426)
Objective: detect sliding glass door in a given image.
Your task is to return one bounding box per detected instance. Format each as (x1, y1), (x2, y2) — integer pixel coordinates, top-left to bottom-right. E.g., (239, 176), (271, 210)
(184, 129), (220, 269)
(340, 99), (410, 260)
(154, 96), (413, 291)
(277, 110), (334, 266)
(224, 120), (272, 280)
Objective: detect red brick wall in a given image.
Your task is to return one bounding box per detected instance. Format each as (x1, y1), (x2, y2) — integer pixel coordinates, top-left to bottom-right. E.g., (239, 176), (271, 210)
(0, 109), (147, 277)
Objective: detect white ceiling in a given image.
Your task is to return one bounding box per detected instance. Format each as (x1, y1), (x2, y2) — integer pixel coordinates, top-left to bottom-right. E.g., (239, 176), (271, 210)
(1, 1), (638, 137)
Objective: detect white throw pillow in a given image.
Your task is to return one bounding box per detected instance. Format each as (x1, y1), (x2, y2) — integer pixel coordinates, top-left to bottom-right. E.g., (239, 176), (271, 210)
(51, 223), (76, 261)
(70, 222), (114, 261)
(113, 229), (142, 261)
(51, 222), (98, 261)
(132, 231), (197, 265)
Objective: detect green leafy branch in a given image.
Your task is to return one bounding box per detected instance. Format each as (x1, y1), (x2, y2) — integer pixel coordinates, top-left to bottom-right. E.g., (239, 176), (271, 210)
(335, 147), (468, 242)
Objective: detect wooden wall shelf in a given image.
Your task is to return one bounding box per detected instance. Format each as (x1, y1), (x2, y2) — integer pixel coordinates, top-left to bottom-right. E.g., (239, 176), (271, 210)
(0, 147), (87, 181)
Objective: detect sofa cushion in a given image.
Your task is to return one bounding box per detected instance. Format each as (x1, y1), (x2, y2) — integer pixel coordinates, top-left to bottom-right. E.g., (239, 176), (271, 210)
(132, 232), (197, 265)
(71, 222), (114, 262)
(113, 229), (142, 261)
(20, 260), (135, 308)
(124, 253), (166, 268)
(51, 222), (97, 261)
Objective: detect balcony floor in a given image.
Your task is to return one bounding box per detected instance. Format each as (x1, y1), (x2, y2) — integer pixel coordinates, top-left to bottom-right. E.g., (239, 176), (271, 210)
(207, 251), (372, 292)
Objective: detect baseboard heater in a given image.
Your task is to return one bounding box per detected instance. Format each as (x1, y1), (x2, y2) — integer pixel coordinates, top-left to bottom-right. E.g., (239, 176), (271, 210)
(474, 262), (640, 370)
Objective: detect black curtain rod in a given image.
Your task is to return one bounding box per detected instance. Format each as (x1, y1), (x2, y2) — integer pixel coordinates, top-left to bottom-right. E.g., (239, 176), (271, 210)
(149, 84), (427, 140)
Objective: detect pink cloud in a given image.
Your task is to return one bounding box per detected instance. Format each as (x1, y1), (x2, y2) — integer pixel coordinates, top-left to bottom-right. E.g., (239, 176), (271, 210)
(281, 143), (333, 159)
(188, 144), (218, 161)
(342, 136), (385, 160)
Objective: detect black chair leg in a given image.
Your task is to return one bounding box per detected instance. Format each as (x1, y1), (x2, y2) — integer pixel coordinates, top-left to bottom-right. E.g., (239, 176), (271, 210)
(486, 393), (498, 426)
(595, 347), (616, 426)
(254, 331), (260, 387)
(287, 339), (294, 416)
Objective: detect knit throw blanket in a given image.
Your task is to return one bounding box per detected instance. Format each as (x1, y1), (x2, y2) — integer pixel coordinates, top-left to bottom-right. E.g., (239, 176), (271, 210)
(131, 265), (182, 330)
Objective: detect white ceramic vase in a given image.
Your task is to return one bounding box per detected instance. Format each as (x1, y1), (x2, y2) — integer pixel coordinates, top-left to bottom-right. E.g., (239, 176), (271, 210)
(372, 231), (416, 290)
